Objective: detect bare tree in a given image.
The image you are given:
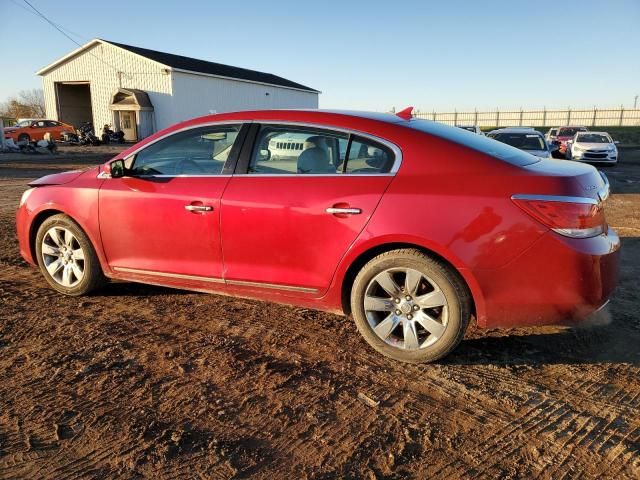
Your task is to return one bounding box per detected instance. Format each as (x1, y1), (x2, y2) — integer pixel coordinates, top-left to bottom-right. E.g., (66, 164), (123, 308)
(0, 89), (46, 119)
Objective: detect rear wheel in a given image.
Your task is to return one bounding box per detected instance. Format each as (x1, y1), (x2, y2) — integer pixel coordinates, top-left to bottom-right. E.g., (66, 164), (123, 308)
(35, 214), (106, 296)
(350, 249), (471, 363)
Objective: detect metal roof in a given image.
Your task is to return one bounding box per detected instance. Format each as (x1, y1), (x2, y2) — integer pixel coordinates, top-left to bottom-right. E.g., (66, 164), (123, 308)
(37, 39), (319, 93)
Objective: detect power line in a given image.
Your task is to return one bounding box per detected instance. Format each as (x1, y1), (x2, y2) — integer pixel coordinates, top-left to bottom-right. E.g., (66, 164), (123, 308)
(20, 0), (122, 74)
(9, 0), (86, 43)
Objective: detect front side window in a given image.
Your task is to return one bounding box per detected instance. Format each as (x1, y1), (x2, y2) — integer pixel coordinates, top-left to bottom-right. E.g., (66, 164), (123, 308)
(249, 125), (395, 175)
(130, 125), (241, 176)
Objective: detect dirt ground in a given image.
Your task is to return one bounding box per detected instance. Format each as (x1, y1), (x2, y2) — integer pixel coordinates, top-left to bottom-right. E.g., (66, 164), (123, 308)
(0, 145), (639, 479)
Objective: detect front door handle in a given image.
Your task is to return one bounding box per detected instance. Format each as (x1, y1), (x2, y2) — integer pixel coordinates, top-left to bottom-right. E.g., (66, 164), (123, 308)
(326, 207), (362, 215)
(185, 204), (213, 212)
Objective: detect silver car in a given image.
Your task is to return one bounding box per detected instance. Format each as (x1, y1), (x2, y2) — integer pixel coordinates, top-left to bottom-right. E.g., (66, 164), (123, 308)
(486, 128), (552, 159)
(567, 132), (619, 164)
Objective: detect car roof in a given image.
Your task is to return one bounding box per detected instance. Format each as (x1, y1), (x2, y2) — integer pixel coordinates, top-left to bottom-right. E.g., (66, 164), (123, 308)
(575, 131), (610, 136)
(489, 128), (542, 134)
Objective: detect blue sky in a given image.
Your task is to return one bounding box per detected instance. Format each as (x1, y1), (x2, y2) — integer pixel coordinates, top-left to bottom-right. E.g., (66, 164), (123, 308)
(1, 0), (639, 111)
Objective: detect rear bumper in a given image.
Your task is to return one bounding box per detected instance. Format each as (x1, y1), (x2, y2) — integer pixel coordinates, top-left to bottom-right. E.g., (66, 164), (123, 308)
(474, 227), (620, 328)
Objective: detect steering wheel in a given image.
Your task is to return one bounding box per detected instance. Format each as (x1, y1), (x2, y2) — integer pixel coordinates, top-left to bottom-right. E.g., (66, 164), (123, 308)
(175, 157), (204, 175)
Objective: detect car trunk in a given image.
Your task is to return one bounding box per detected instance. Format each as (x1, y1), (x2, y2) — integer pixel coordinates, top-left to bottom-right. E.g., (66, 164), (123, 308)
(519, 158), (608, 202)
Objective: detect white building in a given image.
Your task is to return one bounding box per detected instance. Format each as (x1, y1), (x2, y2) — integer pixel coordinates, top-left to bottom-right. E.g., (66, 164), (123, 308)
(37, 39), (320, 141)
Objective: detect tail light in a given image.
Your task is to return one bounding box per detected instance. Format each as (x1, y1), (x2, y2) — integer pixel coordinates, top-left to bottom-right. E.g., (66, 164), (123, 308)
(512, 195), (606, 238)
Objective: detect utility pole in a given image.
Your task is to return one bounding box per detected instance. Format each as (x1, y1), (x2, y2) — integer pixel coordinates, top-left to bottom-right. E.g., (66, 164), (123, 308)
(634, 95), (638, 109)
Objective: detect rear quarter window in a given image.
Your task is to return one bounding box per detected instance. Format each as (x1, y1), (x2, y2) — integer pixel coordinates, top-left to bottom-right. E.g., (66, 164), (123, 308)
(404, 119), (540, 166)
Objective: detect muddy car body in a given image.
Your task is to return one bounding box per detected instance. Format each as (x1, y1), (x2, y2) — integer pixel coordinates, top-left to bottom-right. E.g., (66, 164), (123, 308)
(16, 110), (620, 363)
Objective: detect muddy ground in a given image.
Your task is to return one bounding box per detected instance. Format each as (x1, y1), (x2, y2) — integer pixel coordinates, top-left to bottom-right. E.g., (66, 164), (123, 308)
(0, 145), (639, 479)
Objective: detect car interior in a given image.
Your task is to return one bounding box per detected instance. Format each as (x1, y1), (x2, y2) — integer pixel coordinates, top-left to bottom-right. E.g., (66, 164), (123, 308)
(250, 127), (393, 175)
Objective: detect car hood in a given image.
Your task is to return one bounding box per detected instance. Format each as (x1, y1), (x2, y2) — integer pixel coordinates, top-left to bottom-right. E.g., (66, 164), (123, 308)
(527, 149), (550, 158)
(574, 142), (614, 150)
(4, 127), (17, 133)
(29, 170), (84, 187)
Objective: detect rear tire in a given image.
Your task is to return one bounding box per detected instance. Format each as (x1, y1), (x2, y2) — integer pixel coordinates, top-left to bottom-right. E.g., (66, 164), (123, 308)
(350, 249), (471, 363)
(35, 214), (106, 296)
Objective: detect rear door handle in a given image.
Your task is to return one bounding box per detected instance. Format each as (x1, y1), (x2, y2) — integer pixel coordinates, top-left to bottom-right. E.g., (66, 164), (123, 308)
(326, 207), (362, 215)
(185, 204), (213, 212)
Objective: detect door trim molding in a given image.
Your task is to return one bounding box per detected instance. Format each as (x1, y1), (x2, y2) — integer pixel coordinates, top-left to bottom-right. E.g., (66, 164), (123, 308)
(226, 279), (318, 294)
(112, 266), (225, 284)
(112, 266), (319, 293)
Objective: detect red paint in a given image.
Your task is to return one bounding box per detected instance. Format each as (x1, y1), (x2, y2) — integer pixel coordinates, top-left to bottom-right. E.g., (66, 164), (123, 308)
(16, 110), (620, 328)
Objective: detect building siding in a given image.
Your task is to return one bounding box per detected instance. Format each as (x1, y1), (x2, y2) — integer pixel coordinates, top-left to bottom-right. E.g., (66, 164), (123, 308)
(41, 42), (173, 133)
(170, 71), (319, 123)
(41, 42), (319, 136)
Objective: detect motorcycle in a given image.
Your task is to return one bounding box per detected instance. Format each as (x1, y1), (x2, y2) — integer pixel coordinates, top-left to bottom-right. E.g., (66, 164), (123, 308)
(77, 122), (101, 146)
(101, 124), (125, 144)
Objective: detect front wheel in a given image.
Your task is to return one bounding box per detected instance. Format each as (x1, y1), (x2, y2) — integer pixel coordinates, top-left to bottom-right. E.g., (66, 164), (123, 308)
(350, 249), (471, 363)
(35, 214), (106, 296)
(18, 133), (30, 143)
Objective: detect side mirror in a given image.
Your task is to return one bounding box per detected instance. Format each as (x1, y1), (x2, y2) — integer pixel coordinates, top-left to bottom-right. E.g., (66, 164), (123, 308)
(614, 140), (620, 145)
(110, 159), (126, 178)
(259, 149), (271, 161)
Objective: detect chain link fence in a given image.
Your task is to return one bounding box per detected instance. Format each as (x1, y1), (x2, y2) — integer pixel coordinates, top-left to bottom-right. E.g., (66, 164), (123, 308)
(411, 108), (640, 128)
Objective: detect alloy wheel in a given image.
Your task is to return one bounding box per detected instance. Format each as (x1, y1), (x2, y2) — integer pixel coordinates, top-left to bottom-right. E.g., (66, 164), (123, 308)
(364, 267), (448, 350)
(41, 226), (85, 287)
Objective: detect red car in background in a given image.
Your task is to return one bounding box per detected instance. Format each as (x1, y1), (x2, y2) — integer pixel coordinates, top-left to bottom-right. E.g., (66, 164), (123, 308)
(15, 109), (619, 363)
(4, 119), (75, 143)
(554, 126), (588, 158)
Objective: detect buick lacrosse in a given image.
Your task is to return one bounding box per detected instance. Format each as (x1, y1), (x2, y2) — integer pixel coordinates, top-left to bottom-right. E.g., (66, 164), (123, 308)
(16, 109), (619, 363)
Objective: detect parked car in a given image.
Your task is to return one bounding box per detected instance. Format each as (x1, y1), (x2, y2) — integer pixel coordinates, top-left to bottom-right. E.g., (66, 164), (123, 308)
(567, 132), (619, 164)
(486, 128), (553, 158)
(4, 119), (75, 143)
(545, 127), (558, 143)
(16, 109), (619, 363)
(456, 125), (484, 135)
(555, 126), (588, 158)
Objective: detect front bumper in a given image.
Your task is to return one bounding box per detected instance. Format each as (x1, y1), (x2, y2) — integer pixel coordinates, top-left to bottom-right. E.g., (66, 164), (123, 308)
(474, 227), (620, 328)
(572, 152), (617, 163)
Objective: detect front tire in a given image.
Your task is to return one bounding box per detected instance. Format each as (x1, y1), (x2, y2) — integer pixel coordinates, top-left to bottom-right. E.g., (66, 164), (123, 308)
(18, 133), (30, 143)
(35, 214), (106, 296)
(350, 249), (471, 363)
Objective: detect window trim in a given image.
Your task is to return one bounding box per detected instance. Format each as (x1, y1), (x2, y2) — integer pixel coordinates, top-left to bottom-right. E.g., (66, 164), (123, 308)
(110, 121), (250, 178)
(234, 121), (402, 177)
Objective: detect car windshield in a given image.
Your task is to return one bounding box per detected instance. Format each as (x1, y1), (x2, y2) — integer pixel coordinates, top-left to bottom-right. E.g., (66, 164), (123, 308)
(492, 133), (546, 151)
(558, 127), (585, 137)
(15, 120), (32, 127)
(548, 129), (557, 136)
(404, 119), (540, 166)
(575, 133), (611, 144)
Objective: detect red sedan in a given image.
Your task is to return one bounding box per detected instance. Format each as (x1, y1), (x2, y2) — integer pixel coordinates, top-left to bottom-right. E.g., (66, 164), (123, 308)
(15, 109), (619, 363)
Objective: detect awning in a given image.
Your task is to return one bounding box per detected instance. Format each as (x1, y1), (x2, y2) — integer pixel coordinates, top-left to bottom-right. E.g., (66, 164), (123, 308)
(109, 88), (154, 111)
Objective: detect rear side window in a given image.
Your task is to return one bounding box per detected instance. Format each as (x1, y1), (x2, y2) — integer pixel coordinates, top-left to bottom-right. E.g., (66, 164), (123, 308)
(249, 125), (396, 175)
(404, 119), (540, 166)
(345, 136), (394, 174)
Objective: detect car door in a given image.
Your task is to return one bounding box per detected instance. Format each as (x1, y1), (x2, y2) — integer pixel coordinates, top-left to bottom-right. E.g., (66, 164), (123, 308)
(220, 123), (399, 295)
(30, 120), (47, 141)
(98, 123), (248, 279)
(46, 120), (65, 140)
